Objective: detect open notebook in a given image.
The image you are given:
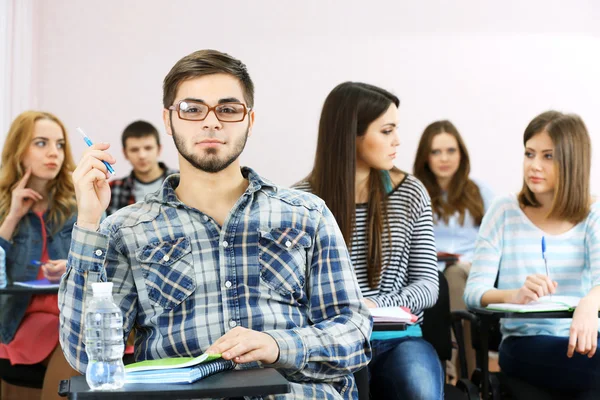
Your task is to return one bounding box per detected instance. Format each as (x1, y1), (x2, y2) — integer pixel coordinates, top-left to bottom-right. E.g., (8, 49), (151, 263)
(370, 307), (418, 324)
(124, 353), (235, 384)
(487, 295), (581, 313)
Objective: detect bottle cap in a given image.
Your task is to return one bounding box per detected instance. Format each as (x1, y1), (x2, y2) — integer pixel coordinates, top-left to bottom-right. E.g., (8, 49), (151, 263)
(91, 282), (113, 296)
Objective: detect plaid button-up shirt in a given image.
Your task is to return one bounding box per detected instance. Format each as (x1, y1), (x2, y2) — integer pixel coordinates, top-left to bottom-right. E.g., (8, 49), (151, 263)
(59, 167), (372, 399)
(107, 162), (178, 215)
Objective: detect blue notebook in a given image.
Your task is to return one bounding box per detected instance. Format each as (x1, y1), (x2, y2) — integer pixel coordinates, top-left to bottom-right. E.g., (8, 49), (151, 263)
(125, 357), (236, 384)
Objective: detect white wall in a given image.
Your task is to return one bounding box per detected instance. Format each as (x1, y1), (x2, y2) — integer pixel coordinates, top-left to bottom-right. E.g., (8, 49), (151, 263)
(12, 0), (600, 195)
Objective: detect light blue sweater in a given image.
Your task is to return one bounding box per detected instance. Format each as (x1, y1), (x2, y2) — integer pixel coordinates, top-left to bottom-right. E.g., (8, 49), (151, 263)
(464, 195), (600, 338)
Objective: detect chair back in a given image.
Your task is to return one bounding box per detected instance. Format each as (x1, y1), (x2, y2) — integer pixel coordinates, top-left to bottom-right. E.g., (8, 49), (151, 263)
(422, 270), (452, 361)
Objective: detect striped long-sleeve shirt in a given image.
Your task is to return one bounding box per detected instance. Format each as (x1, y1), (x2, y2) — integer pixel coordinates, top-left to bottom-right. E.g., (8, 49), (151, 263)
(59, 168), (372, 400)
(464, 195), (600, 338)
(293, 174), (439, 323)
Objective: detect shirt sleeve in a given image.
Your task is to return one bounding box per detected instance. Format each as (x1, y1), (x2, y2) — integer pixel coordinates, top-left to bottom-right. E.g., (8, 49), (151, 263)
(368, 197), (440, 312)
(264, 205), (372, 381)
(464, 198), (506, 308)
(0, 237), (9, 285)
(586, 203), (600, 288)
(58, 222), (138, 373)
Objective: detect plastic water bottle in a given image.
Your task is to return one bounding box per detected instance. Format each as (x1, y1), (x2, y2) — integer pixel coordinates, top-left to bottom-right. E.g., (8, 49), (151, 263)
(0, 247), (6, 288)
(84, 282), (125, 390)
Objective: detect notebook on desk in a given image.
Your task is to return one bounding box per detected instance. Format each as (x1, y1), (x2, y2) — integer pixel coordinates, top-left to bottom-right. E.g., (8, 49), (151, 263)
(124, 353), (235, 384)
(486, 295), (581, 313)
(370, 307), (417, 324)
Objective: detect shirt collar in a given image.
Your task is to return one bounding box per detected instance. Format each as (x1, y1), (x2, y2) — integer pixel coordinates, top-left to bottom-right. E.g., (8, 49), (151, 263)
(149, 166), (277, 207)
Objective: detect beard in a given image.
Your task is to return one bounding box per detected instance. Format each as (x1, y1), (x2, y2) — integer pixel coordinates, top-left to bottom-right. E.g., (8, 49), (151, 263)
(171, 122), (249, 174)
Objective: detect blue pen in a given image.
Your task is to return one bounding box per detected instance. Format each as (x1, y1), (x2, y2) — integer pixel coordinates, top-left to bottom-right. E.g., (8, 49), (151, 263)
(76, 127), (116, 175)
(541, 236), (552, 299)
(31, 260), (42, 266)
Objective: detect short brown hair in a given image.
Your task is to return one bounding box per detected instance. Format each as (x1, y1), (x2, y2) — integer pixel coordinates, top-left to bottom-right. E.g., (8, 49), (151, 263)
(518, 110), (591, 223)
(162, 49), (254, 109)
(121, 120), (160, 149)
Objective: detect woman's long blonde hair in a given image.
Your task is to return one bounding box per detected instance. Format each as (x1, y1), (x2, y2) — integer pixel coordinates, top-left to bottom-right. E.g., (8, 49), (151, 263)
(0, 111), (76, 231)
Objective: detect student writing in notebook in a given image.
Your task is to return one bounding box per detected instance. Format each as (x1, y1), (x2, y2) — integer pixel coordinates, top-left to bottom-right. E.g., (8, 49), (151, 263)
(464, 111), (600, 391)
(0, 111), (79, 400)
(58, 50), (372, 400)
(293, 82), (443, 400)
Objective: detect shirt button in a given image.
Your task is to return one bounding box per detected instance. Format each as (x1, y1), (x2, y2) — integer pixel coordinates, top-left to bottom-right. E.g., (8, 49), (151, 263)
(285, 240), (292, 248)
(95, 249), (103, 256)
(224, 281), (232, 288)
(229, 320), (237, 328)
(163, 255), (170, 262)
(222, 241), (229, 248)
(203, 215), (209, 222)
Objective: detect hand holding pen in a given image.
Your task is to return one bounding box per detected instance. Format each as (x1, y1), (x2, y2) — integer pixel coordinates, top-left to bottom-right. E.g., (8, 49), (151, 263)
(32, 259), (67, 283)
(72, 127), (116, 231)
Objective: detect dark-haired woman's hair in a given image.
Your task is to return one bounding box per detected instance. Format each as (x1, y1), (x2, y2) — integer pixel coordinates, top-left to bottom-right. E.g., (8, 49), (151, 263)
(307, 82), (400, 289)
(413, 120), (484, 226)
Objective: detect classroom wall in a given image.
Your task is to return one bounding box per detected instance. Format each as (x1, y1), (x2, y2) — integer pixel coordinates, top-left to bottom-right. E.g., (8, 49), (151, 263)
(6, 0), (600, 195)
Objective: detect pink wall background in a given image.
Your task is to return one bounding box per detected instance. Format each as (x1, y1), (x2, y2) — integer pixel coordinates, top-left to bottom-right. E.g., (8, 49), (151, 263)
(4, 0), (599, 194)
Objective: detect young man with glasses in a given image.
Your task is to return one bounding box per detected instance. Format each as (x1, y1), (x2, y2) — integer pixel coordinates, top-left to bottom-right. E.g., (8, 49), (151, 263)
(107, 120), (178, 215)
(58, 49), (372, 399)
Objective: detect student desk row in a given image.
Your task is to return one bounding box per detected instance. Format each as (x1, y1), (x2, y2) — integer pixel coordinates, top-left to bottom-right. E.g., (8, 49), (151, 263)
(0, 285), (59, 295)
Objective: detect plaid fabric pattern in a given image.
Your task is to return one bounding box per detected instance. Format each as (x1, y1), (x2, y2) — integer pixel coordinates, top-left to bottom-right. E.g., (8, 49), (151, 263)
(59, 167), (372, 400)
(107, 162), (178, 215)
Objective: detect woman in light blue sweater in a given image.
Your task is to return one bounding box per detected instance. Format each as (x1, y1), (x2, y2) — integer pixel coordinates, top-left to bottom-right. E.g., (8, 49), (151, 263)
(464, 110), (600, 390)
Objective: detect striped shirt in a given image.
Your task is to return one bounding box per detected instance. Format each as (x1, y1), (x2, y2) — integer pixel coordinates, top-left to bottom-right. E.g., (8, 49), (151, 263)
(293, 174), (439, 323)
(59, 168), (372, 400)
(464, 195), (600, 338)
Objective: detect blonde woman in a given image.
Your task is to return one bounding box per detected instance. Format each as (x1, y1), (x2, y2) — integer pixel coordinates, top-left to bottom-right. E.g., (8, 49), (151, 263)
(0, 111), (79, 400)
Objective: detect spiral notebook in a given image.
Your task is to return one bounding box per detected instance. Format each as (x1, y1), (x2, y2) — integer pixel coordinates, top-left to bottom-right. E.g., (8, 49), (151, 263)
(124, 353), (236, 384)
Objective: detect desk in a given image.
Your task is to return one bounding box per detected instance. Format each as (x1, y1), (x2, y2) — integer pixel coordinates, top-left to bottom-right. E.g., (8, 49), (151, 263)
(372, 322), (407, 331)
(58, 368), (290, 399)
(0, 284), (59, 295)
(469, 307), (578, 400)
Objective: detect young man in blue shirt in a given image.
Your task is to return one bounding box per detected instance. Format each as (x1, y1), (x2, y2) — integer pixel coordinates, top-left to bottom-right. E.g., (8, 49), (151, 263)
(59, 49), (372, 399)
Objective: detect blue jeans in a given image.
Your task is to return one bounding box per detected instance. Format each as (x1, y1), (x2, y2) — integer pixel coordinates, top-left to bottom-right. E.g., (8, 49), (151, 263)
(500, 335), (600, 391)
(369, 337), (444, 400)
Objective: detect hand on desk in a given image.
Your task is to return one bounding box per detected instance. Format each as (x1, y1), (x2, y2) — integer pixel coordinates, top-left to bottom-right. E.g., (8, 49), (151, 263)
(568, 297), (598, 358)
(206, 326), (280, 365)
(42, 259), (67, 282)
(510, 274), (557, 304)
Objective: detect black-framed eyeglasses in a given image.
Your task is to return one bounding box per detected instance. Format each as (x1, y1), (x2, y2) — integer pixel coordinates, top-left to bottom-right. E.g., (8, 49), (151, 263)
(168, 100), (252, 122)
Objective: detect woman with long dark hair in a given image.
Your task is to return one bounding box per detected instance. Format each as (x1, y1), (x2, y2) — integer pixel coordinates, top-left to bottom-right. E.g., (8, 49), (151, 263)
(294, 82), (443, 399)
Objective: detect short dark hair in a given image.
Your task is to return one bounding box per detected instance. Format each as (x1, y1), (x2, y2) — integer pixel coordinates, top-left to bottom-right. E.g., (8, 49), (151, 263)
(121, 120), (160, 149)
(162, 49), (254, 109)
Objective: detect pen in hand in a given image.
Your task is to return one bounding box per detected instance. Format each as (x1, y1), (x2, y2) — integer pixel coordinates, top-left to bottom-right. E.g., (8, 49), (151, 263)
(541, 236), (552, 300)
(76, 127), (116, 175)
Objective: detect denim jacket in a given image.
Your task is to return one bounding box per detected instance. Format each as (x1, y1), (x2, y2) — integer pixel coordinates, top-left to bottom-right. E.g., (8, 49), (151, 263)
(0, 210), (76, 343)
